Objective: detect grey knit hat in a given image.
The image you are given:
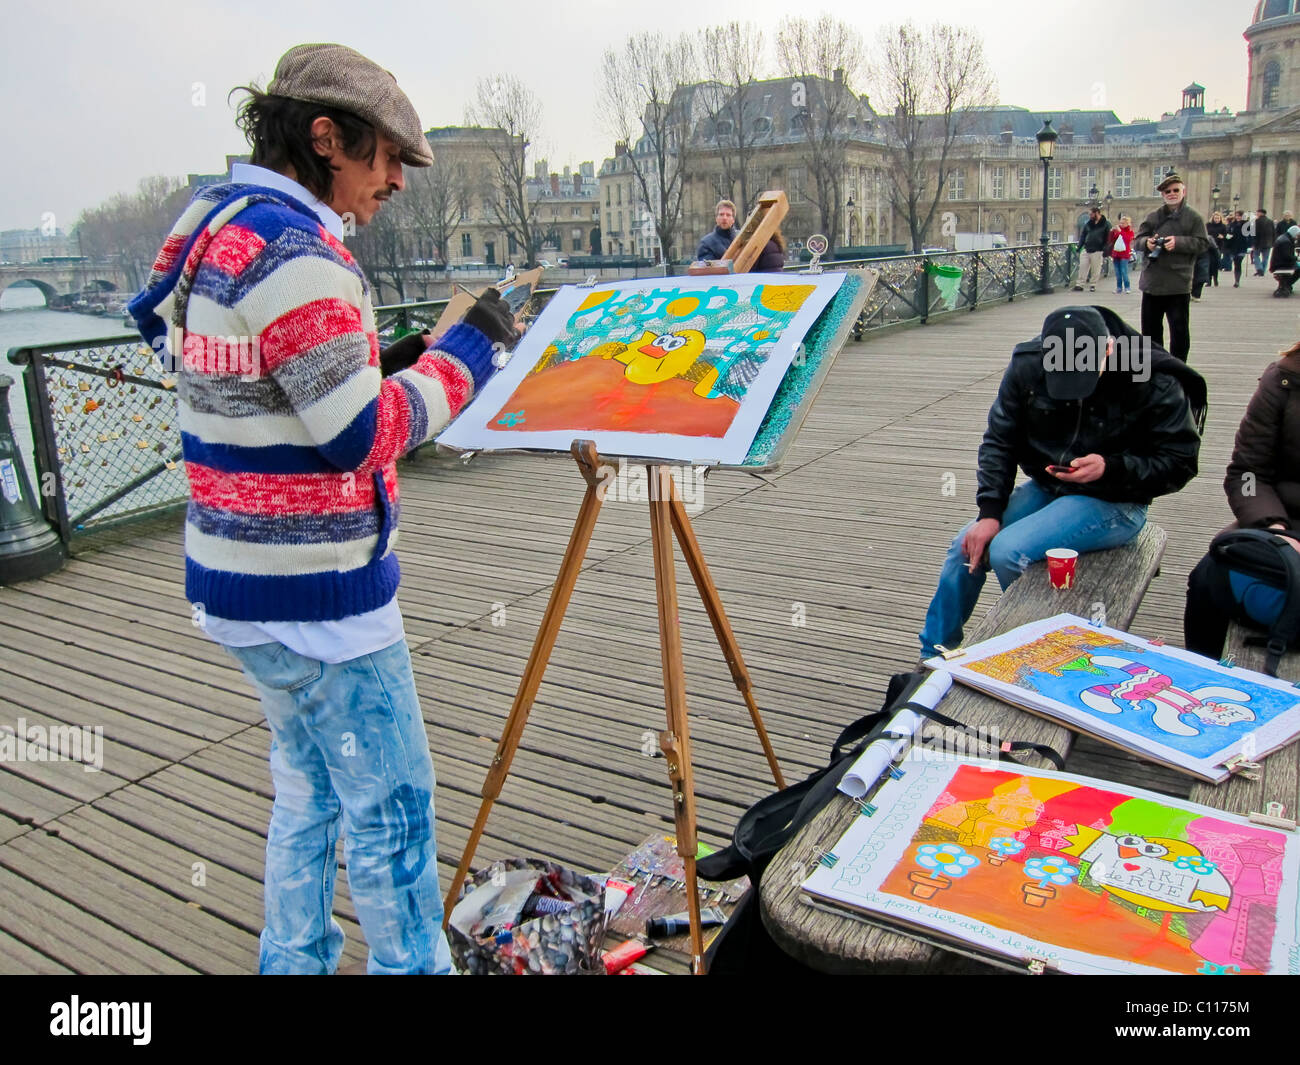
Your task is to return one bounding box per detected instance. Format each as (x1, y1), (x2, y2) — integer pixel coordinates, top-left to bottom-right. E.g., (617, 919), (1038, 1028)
(268, 43), (433, 167)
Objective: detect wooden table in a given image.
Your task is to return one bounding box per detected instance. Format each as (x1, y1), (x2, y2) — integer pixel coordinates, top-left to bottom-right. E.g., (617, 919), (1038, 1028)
(759, 525), (1169, 973)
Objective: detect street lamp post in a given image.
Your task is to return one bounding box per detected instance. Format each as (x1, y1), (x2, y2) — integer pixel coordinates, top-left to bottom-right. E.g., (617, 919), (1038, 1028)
(1212, 184), (1221, 213)
(1105, 192), (1113, 218)
(1036, 119), (1058, 294)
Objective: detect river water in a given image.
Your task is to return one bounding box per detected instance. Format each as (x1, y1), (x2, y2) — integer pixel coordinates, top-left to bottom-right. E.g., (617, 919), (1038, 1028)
(0, 285), (136, 488)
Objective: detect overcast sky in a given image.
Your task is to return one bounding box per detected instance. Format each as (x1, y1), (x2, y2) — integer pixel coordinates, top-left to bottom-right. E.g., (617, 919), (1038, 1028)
(1, 0), (1254, 233)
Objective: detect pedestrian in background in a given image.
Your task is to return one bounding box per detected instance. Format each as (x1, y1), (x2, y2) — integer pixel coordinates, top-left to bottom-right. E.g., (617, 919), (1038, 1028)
(1271, 224), (1299, 297)
(1198, 210), (1228, 296)
(695, 200), (739, 261)
(1227, 210), (1249, 287)
(1073, 206), (1110, 292)
(1110, 215), (1135, 294)
(1135, 173), (1209, 363)
(1254, 208), (1276, 276)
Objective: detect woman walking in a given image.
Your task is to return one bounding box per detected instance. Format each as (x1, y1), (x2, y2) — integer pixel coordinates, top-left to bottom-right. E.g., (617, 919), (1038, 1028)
(1109, 215), (1136, 293)
(1227, 210), (1249, 287)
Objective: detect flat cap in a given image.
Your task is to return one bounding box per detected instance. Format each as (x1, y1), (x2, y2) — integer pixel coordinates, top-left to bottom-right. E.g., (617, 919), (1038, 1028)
(1156, 172), (1184, 191)
(268, 43), (433, 167)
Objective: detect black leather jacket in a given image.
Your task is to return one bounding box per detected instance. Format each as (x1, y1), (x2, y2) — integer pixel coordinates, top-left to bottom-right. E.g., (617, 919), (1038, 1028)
(975, 307), (1205, 521)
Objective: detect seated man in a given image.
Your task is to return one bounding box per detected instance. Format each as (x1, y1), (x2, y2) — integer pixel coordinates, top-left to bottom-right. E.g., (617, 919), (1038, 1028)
(1270, 224), (1300, 298)
(918, 306), (1205, 659)
(694, 199), (738, 262)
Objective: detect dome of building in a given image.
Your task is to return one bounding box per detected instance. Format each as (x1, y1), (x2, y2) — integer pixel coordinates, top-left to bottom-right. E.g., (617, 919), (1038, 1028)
(1252, 0), (1300, 25)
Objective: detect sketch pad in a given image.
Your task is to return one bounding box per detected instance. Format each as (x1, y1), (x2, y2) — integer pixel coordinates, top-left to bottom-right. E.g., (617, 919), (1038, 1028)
(924, 613), (1300, 783)
(802, 758), (1300, 975)
(436, 272), (846, 466)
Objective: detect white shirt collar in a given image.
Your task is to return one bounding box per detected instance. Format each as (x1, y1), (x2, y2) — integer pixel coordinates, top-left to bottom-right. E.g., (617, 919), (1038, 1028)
(230, 162), (344, 240)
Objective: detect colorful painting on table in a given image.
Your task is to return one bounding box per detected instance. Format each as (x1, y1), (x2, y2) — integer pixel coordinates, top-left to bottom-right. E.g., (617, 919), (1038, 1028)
(802, 760), (1300, 974)
(435, 273), (845, 465)
(924, 614), (1300, 782)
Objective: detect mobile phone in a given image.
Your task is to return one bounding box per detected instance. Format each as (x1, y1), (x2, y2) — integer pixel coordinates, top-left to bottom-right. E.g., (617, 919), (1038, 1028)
(1047, 464), (1074, 474)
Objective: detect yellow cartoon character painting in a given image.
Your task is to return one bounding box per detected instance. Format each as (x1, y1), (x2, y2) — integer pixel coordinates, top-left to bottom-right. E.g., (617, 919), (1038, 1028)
(592, 329), (711, 393)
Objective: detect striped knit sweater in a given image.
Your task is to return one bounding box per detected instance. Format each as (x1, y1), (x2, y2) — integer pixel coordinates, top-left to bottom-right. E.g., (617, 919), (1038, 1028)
(129, 182), (494, 623)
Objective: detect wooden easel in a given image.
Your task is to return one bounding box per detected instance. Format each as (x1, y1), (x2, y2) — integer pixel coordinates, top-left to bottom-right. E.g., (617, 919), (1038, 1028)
(444, 440), (786, 974)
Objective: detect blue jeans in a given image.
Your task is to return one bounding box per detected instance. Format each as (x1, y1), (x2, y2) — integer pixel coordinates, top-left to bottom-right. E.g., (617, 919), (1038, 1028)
(919, 480), (1148, 657)
(1113, 258), (1130, 291)
(226, 639), (453, 975)
(1253, 249), (1267, 274)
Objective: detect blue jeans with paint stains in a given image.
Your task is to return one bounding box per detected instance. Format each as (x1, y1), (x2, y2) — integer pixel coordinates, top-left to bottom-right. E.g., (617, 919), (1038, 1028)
(226, 639), (453, 975)
(919, 480), (1148, 658)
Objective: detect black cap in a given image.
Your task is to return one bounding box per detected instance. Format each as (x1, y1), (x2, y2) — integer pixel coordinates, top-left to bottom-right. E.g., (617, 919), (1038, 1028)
(1040, 306), (1110, 400)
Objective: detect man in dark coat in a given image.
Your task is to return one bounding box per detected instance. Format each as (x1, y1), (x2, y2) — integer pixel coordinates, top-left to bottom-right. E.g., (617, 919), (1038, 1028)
(1135, 173), (1210, 362)
(1254, 209), (1277, 276)
(1271, 224), (1299, 297)
(1073, 206), (1111, 291)
(918, 304), (1204, 658)
(694, 200), (739, 261)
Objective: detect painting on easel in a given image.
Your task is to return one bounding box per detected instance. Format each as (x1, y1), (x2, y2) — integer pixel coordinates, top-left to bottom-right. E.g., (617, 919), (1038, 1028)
(436, 273), (845, 465)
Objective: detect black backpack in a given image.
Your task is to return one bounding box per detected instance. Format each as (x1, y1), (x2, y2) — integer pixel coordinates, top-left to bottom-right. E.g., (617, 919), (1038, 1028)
(1185, 528), (1300, 676)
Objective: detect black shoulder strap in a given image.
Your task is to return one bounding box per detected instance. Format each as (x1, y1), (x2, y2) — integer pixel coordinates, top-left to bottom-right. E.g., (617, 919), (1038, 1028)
(895, 699), (1066, 771)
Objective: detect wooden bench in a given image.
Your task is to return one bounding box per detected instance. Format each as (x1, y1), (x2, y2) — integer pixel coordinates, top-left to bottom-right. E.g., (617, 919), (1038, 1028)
(759, 524), (1168, 972)
(1185, 622), (1300, 831)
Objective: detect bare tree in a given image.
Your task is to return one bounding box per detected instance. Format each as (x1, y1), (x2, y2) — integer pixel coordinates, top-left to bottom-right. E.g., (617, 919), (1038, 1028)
(76, 176), (189, 290)
(775, 15), (868, 246)
(349, 197), (414, 304)
(598, 31), (698, 263)
(697, 22), (768, 217)
(871, 22), (997, 253)
(468, 76), (542, 267)
(403, 156), (471, 266)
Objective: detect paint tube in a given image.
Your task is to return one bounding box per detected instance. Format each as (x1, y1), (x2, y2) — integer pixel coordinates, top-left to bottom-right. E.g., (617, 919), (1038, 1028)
(604, 878), (636, 918)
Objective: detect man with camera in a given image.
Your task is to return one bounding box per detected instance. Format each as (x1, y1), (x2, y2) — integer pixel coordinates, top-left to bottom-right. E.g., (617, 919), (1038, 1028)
(1135, 173), (1210, 363)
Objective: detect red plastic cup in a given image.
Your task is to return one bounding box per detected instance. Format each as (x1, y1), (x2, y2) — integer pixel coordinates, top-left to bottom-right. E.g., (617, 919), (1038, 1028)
(1046, 548), (1078, 590)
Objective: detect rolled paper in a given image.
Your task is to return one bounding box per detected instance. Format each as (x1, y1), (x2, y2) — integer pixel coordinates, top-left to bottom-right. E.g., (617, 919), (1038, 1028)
(838, 670), (953, 798)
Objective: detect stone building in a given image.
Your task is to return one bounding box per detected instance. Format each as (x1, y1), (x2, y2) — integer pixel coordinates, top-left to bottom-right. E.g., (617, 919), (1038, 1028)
(528, 160), (601, 259)
(598, 143), (656, 259)
(422, 128), (599, 266)
(596, 4), (1300, 257)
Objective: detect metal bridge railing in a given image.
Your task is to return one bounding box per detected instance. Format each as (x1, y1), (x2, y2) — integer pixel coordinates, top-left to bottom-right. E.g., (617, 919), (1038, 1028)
(8, 335), (185, 545)
(7, 242), (1077, 545)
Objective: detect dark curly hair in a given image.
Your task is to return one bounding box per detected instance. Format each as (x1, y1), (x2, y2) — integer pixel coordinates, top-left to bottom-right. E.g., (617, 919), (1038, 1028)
(231, 85), (377, 201)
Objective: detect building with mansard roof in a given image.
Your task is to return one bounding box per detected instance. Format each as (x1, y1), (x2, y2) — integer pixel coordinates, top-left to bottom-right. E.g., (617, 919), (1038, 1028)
(596, 5), (1300, 259)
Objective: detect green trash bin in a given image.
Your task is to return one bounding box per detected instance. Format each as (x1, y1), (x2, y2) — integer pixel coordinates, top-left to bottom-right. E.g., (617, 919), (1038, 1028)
(926, 261), (964, 310)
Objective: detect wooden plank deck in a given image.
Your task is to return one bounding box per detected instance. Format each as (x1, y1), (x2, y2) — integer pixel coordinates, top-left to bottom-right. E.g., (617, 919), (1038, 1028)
(0, 271), (1292, 973)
